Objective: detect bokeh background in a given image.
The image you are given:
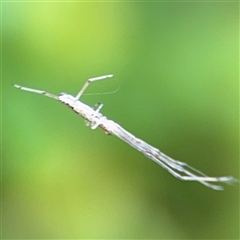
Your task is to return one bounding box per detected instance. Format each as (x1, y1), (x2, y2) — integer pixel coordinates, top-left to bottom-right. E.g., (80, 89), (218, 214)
(2, 1), (239, 239)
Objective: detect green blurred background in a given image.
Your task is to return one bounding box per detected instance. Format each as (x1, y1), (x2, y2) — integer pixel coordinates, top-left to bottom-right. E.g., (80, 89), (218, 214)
(2, 1), (239, 239)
